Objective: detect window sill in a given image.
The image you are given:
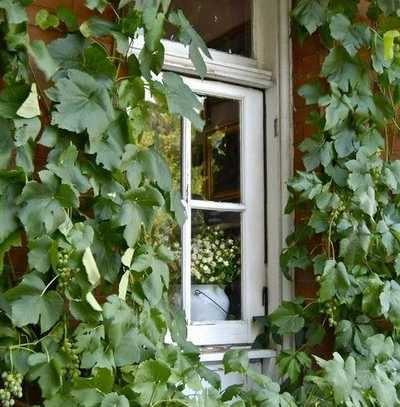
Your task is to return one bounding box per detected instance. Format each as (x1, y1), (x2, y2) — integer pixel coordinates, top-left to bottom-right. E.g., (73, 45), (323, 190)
(199, 347), (277, 363)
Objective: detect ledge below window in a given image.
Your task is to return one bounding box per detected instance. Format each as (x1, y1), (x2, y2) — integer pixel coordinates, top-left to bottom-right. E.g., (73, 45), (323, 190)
(199, 347), (277, 363)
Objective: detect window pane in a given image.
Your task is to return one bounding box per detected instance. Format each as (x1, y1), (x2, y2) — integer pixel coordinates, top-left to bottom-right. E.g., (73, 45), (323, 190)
(142, 103), (182, 192)
(191, 97), (241, 203)
(191, 210), (241, 321)
(167, 0), (253, 58)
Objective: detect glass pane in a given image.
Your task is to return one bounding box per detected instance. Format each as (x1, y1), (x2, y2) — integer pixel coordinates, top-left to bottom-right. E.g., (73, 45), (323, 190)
(191, 97), (241, 203)
(167, 0), (253, 58)
(142, 103), (183, 309)
(191, 210), (241, 321)
(141, 103), (182, 192)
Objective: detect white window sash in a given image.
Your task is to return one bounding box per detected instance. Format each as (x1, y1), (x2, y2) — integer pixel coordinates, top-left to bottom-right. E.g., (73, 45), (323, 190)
(180, 77), (265, 346)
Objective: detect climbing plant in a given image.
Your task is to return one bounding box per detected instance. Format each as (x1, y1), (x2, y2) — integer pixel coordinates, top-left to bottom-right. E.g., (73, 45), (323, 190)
(0, 1), (297, 406)
(268, 0), (400, 405)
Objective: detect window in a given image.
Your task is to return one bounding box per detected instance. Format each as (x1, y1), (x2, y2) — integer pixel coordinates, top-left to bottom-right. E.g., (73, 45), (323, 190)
(130, 1), (279, 347)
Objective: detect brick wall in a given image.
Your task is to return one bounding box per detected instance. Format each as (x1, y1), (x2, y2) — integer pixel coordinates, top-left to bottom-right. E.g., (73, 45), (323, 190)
(292, 32), (325, 300)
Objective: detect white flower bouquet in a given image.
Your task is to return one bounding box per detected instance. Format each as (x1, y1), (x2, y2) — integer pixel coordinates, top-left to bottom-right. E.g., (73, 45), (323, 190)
(191, 225), (240, 285)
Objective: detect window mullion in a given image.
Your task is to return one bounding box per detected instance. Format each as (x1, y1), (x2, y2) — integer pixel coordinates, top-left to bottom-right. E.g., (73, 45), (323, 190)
(181, 118), (192, 324)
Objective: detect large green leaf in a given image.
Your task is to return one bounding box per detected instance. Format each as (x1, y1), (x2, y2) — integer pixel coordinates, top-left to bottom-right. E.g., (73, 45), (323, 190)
(269, 301), (305, 335)
(47, 69), (115, 137)
(292, 0), (328, 34)
(133, 360), (171, 405)
(329, 14), (371, 57)
(169, 10), (211, 77)
(163, 72), (204, 130)
(18, 171), (79, 238)
(7, 274), (63, 333)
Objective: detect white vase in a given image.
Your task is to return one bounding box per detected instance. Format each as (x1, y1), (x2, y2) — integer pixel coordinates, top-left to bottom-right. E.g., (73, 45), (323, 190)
(191, 284), (230, 321)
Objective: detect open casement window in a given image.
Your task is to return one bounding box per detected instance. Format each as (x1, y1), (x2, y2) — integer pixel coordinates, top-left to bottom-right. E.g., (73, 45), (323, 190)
(179, 78), (265, 346)
(132, 0), (280, 348)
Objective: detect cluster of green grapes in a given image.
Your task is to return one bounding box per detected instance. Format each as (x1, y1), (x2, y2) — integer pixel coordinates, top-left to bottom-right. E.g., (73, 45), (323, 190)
(56, 249), (80, 291)
(0, 372), (23, 407)
(61, 339), (80, 380)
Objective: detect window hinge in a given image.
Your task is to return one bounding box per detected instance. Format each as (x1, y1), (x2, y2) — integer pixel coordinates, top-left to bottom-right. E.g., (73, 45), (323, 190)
(252, 287), (268, 323)
(274, 118), (279, 138)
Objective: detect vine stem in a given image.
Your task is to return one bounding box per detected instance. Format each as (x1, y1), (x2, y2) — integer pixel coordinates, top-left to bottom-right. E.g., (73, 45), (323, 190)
(40, 275), (59, 297)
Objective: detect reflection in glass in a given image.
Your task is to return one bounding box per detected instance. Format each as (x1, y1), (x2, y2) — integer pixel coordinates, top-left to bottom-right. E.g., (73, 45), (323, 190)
(191, 97), (241, 203)
(191, 210), (241, 321)
(142, 103), (182, 307)
(141, 102), (182, 192)
(167, 0), (253, 57)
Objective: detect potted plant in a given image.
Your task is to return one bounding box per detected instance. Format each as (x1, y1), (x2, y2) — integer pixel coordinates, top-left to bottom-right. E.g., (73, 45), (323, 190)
(191, 225), (240, 321)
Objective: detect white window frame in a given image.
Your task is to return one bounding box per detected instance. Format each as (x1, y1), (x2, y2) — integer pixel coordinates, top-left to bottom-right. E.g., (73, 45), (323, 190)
(180, 77), (265, 346)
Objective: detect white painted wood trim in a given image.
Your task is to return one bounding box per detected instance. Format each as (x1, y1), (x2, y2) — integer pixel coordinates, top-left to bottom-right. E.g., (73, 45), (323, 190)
(200, 348), (276, 363)
(191, 200), (245, 212)
(279, 0), (295, 304)
(129, 37), (274, 89)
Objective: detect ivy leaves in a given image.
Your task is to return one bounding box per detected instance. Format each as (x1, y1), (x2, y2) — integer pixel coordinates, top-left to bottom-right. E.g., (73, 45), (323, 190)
(18, 171), (78, 238)
(48, 69), (115, 137)
(6, 274), (63, 333)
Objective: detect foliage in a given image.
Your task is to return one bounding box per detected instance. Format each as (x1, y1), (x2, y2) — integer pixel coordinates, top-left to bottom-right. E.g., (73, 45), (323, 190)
(268, 0), (400, 405)
(0, 1), (296, 406)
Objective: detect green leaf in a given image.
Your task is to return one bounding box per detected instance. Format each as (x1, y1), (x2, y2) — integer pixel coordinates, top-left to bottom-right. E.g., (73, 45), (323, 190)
(66, 223), (94, 251)
(319, 260), (350, 302)
(0, 83), (30, 119)
(298, 82), (324, 105)
(48, 69), (115, 137)
(380, 280), (400, 329)
(223, 350), (249, 374)
(14, 117), (41, 146)
(384, 30), (400, 60)
(88, 117), (125, 171)
(83, 247), (101, 287)
(377, 0), (400, 15)
(133, 360), (171, 405)
(47, 143), (91, 193)
(83, 44), (116, 79)
(0, 0), (27, 24)
(163, 72), (204, 130)
(85, 0), (109, 12)
(48, 34), (85, 70)
(28, 353), (62, 398)
(101, 393), (129, 407)
(28, 236), (53, 274)
(57, 6), (78, 31)
(292, 0), (328, 34)
(169, 10), (211, 77)
(315, 353), (357, 405)
(18, 171), (78, 238)
(321, 47), (365, 92)
(329, 14), (370, 57)
(118, 78), (145, 108)
(142, 270), (164, 305)
(17, 84), (41, 119)
(28, 40), (60, 80)
(35, 9), (60, 30)
(269, 301), (305, 335)
(8, 274), (63, 333)
(80, 17), (116, 38)
(0, 118), (14, 168)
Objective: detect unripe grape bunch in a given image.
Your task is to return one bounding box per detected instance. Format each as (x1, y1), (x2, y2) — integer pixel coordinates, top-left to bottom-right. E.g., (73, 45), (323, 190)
(56, 249), (80, 291)
(61, 339), (80, 380)
(0, 372), (23, 407)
